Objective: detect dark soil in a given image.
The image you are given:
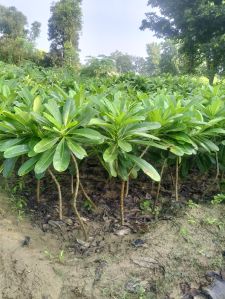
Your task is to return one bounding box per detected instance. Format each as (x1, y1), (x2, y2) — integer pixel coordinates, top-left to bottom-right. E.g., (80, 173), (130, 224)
(1, 161), (225, 298)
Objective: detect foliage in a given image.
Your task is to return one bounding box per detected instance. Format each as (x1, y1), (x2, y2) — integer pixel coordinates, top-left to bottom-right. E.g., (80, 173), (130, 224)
(145, 42), (161, 76)
(48, 0), (82, 67)
(81, 56), (117, 77)
(141, 0), (225, 84)
(110, 51), (135, 73)
(0, 5), (27, 38)
(1, 62), (225, 233)
(0, 4), (42, 65)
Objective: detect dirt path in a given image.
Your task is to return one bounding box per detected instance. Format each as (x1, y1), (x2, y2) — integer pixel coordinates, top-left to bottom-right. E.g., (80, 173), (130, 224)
(1, 193), (225, 299)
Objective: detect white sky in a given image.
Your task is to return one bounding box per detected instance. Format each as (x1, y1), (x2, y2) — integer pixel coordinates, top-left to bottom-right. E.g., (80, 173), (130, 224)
(0, 0), (157, 61)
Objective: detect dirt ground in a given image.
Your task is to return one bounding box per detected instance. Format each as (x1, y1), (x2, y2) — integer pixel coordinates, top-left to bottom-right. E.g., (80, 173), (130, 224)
(0, 192), (225, 299)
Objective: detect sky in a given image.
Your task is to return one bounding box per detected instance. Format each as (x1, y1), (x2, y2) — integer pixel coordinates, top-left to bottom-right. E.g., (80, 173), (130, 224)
(0, 0), (156, 62)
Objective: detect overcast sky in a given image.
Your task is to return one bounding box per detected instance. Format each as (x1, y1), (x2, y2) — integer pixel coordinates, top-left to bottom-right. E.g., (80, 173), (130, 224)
(0, 0), (156, 61)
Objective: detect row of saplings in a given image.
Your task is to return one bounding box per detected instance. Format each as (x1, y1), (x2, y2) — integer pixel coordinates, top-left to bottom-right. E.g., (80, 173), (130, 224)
(0, 93), (225, 239)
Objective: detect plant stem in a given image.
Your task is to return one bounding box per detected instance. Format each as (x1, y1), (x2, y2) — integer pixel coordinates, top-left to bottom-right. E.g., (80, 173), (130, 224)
(48, 169), (63, 220)
(156, 159), (167, 201)
(125, 179), (129, 198)
(215, 151), (220, 181)
(203, 151), (220, 197)
(80, 181), (97, 210)
(175, 157), (179, 201)
(36, 180), (40, 203)
(120, 181), (125, 226)
(71, 155), (88, 240)
(71, 175), (74, 195)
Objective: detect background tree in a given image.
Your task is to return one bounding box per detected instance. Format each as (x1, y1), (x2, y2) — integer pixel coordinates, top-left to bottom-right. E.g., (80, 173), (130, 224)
(159, 40), (180, 75)
(0, 5), (27, 38)
(29, 21), (41, 42)
(140, 0), (225, 84)
(48, 0), (82, 67)
(81, 56), (116, 77)
(145, 42), (161, 76)
(110, 51), (134, 73)
(0, 5), (41, 65)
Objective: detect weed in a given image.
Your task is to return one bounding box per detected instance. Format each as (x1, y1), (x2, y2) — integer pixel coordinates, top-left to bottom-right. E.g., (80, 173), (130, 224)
(44, 249), (66, 264)
(211, 193), (225, 205)
(10, 195), (27, 221)
(203, 217), (224, 229)
(140, 200), (152, 212)
(187, 200), (199, 209)
(58, 250), (65, 263)
(140, 199), (160, 218)
(185, 212), (197, 225)
(44, 250), (54, 260)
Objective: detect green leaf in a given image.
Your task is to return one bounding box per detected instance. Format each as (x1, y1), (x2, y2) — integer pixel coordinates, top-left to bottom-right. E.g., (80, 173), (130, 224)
(169, 145), (185, 156)
(44, 99), (62, 125)
(18, 156), (39, 176)
(127, 154), (160, 182)
(88, 118), (111, 127)
(118, 140), (132, 152)
(103, 145), (118, 163)
(53, 139), (70, 172)
(0, 138), (25, 152)
(43, 112), (62, 129)
(35, 172), (45, 180)
(4, 144), (29, 158)
(3, 158), (17, 178)
(202, 139), (219, 152)
(34, 137), (59, 153)
(169, 132), (194, 145)
(66, 138), (87, 160)
(2, 85), (10, 98)
(34, 148), (55, 175)
(63, 99), (75, 126)
(72, 128), (104, 142)
(33, 96), (42, 113)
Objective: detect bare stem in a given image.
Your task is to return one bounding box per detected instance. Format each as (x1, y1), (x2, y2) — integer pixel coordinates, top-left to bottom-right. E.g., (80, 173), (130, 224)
(80, 181), (97, 210)
(215, 152), (220, 182)
(156, 159), (167, 201)
(36, 180), (41, 203)
(71, 155), (88, 240)
(48, 169), (63, 220)
(71, 175), (74, 195)
(203, 151), (220, 197)
(125, 179), (129, 198)
(120, 181), (125, 226)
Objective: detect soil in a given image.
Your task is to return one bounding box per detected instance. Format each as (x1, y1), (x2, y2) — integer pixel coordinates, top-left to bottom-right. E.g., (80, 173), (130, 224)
(1, 188), (225, 299)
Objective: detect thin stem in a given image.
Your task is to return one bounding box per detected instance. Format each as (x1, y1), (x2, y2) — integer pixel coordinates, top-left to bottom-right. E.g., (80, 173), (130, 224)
(36, 180), (41, 203)
(128, 145), (150, 177)
(156, 159), (167, 201)
(151, 181), (155, 197)
(125, 179), (129, 198)
(203, 151), (220, 197)
(169, 167), (175, 187)
(71, 155), (88, 240)
(48, 169), (63, 220)
(80, 181), (97, 210)
(71, 175), (74, 195)
(175, 157), (179, 201)
(215, 152), (220, 181)
(120, 181), (125, 226)
(140, 145), (150, 159)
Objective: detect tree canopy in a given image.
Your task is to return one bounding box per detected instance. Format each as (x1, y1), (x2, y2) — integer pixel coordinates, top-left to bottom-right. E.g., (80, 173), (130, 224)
(141, 0), (225, 84)
(0, 5), (27, 38)
(48, 0), (82, 66)
(0, 4), (41, 65)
